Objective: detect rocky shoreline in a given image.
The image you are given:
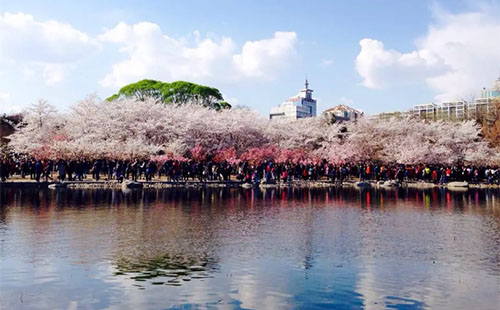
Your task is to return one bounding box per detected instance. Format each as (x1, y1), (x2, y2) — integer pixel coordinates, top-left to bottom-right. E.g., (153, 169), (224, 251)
(1, 179), (499, 190)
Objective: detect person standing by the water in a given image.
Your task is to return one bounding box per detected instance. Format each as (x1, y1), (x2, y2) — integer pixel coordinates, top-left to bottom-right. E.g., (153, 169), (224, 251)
(29, 158), (36, 180)
(431, 168), (438, 183)
(73, 160), (82, 181)
(145, 160), (153, 182)
(114, 161), (124, 183)
(20, 160), (29, 178)
(130, 159), (139, 182)
(106, 160), (114, 180)
(68, 160), (76, 180)
(57, 159), (67, 182)
(34, 160), (43, 182)
(43, 160), (53, 182)
(0, 158), (8, 181)
(92, 160), (101, 181)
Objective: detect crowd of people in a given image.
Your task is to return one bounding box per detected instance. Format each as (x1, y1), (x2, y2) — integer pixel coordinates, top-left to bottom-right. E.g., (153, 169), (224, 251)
(1, 156), (500, 185)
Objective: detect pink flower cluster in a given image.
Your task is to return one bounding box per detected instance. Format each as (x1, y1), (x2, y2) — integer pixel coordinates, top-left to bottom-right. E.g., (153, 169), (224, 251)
(7, 96), (499, 165)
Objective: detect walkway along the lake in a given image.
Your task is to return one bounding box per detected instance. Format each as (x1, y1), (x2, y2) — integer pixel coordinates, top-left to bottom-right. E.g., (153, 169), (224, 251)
(1, 179), (499, 190)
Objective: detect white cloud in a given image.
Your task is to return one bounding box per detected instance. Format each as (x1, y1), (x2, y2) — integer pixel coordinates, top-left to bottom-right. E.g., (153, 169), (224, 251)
(355, 38), (448, 89)
(0, 12), (98, 85)
(0, 92), (20, 114)
(322, 59), (333, 66)
(0, 92), (9, 102)
(355, 6), (500, 101)
(98, 21), (297, 87)
(233, 31), (297, 78)
(43, 64), (66, 85)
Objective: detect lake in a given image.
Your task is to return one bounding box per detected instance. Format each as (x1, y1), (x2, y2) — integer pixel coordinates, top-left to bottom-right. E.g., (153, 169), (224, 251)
(0, 187), (499, 309)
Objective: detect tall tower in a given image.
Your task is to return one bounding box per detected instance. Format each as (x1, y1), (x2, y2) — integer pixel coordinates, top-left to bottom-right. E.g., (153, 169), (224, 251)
(300, 79), (316, 116)
(269, 78), (317, 120)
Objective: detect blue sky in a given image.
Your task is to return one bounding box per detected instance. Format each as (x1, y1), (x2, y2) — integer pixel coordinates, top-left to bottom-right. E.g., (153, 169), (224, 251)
(0, 0), (499, 115)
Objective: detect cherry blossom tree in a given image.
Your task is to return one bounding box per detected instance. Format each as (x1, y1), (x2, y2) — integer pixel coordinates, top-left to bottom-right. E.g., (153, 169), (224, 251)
(213, 147), (239, 164)
(8, 95), (496, 166)
(8, 99), (66, 158)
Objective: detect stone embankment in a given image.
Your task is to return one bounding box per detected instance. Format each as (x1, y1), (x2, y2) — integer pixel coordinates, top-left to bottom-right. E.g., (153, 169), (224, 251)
(1, 179), (500, 190)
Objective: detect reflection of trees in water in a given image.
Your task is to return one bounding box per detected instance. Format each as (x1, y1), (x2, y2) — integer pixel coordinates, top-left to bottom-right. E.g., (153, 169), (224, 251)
(301, 213), (315, 277)
(1, 185), (499, 299)
(0, 190), (7, 224)
(1, 186), (499, 218)
(114, 252), (219, 286)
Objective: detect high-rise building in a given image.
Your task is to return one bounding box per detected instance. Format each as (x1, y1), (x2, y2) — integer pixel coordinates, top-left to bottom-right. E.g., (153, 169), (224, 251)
(270, 79), (317, 120)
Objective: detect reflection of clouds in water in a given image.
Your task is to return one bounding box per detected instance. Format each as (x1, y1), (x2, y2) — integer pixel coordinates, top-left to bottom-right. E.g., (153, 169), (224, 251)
(67, 301), (78, 310)
(0, 258), (117, 309)
(353, 204), (500, 310)
(355, 259), (498, 310)
(227, 264), (296, 310)
(1, 187), (499, 309)
(102, 259), (225, 309)
(229, 270), (263, 309)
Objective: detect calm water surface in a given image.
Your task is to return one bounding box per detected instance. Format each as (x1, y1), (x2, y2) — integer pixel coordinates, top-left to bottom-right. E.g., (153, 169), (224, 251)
(0, 187), (499, 309)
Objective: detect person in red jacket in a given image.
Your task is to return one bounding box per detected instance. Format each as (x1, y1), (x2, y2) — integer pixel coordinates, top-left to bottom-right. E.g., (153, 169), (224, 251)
(432, 169), (438, 183)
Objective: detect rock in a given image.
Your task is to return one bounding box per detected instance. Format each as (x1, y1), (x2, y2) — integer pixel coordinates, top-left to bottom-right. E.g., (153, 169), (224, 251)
(260, 184), (277, 188)
(260, 179), (277, 185)
(260, 179), (278, 188)
(447, 181), (469, 188)
(48, 182), (67, 189)
(447, 186), (468, 192)
(355, 181), (371, 188)
(382, 180), (399, 187)
(446, 181), (469, 191)
(404, 182), (436, 189)
(121, 181), (143, 189)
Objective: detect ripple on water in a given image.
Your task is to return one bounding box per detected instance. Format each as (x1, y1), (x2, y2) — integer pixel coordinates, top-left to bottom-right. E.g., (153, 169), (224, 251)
(0, 187), (499, 310)
(113, 252), (218, 286)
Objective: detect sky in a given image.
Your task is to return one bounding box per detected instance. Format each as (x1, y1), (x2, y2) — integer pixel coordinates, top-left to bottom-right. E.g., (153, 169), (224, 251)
(0, 0), (500, 116)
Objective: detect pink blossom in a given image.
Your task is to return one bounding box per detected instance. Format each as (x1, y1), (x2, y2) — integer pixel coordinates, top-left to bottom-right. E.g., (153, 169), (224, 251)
(7, 96), (496, 166)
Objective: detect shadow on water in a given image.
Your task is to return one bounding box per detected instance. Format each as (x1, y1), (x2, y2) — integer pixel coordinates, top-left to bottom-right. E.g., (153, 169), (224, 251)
(385, 296), (425, 310)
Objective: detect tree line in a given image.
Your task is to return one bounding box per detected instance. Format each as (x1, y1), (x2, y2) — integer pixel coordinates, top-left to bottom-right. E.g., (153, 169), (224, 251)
(5, 96), (499, 166)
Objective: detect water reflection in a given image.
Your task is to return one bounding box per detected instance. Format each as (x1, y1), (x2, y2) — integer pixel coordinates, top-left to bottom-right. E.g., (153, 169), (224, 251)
(2, 187), (500, 215)
(0, 186), (499, 309)
(115, 253), (218, 286)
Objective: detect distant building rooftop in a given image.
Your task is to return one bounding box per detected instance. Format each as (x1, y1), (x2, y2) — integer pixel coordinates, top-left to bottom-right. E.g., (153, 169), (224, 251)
(323, 104), (363, 123)
(270, 79), (317, 120)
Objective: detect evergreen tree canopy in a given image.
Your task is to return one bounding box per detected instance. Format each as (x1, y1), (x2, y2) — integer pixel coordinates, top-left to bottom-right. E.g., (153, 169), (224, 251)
(107, 79), (231, 110)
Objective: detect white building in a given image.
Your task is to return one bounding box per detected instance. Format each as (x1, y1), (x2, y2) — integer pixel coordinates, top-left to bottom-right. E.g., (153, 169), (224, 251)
(470, 77), (500, 120)
(409, 77), (500, 121)
(480, 75), (500, 99)
(323, 105), (363, 122)
(270, 80), (317, 120)
(409, 101), (468, 121)
(409, 103), (438, 119)
(372, 77), (499, 122)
